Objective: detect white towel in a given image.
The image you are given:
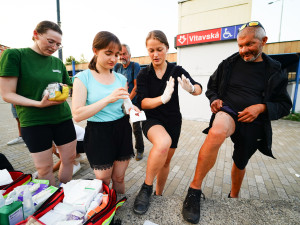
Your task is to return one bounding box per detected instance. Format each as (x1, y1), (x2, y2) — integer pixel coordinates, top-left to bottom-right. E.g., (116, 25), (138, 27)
(0, 169), (13, 186)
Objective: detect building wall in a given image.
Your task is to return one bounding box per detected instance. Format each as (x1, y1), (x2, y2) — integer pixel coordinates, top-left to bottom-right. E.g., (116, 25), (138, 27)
(178, 0), (252, 34)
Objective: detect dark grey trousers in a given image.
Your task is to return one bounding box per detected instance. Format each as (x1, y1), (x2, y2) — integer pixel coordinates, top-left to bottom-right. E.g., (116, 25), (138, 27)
(132, 121), (144, 153)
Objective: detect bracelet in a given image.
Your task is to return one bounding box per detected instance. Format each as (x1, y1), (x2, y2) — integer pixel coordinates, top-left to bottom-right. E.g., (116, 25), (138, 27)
(189, 85), (195, 94)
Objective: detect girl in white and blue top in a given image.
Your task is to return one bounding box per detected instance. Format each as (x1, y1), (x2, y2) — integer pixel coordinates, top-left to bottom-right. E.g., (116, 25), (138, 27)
(72, 31), (139, 194)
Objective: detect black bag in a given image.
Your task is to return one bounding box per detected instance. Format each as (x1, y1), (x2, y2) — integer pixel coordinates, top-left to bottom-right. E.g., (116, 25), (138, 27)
(0, 153), (14, 171)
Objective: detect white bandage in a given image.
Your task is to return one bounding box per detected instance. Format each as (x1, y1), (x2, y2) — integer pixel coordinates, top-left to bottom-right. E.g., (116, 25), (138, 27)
(123, 96), (134, 114)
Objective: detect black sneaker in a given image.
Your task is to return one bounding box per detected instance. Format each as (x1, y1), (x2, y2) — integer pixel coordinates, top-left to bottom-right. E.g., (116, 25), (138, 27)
(228, 191), (232, 198)
(182, 187), (205, 224)
(133, 183), (153, 215)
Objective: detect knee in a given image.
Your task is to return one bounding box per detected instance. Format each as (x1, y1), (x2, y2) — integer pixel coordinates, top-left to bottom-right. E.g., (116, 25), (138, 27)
(62, 152), (76, 164)
(36, 164), (52, 177)
(154, 138), (172, 155)
(112, 174), (125, 184)
(208, 127), (227, 142)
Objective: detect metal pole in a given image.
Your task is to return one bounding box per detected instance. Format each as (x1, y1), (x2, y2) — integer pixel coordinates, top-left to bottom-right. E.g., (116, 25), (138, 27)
(72, 60), (76, 76)
(56, 0), (63, 61)
(278, 0), (284, 42)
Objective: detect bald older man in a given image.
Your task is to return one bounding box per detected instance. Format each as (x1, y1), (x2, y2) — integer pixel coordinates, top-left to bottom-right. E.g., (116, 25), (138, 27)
(182, 21), (292, 224)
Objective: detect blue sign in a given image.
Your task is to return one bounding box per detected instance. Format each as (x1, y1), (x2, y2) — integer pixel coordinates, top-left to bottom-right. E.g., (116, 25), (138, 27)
(221, 24), (243, 41)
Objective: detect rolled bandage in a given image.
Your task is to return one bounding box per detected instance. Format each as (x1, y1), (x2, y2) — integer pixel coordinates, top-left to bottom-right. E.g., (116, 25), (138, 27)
(123, 96), (133, 114)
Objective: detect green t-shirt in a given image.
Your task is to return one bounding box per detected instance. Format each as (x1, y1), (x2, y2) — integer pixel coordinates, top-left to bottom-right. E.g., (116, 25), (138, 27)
(0, 48), (72, 127)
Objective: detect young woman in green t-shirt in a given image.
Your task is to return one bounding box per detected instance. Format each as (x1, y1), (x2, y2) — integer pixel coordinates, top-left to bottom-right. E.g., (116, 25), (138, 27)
(0, 21), (76, 186)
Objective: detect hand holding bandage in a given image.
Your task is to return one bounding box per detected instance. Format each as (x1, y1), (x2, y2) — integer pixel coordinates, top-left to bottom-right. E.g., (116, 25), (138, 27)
(42, 83), (69, 101)
(161, 76), (175, 104)
(123, 96), (146, 122)
(177, 74), (195, 93)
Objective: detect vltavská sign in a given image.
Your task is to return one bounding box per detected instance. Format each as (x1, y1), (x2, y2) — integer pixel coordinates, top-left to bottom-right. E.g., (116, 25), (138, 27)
(176, 24), (243, 47)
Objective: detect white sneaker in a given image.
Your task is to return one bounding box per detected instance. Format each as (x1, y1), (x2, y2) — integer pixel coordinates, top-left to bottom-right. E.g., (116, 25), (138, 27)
(73, 163), (81, 175)
(7, 136), (24, 145)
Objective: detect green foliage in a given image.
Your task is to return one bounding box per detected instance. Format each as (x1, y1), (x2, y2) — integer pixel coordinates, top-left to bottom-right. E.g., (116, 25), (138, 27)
(65, 56), (80, 65)
(79, 54), (88, 64)
(282, 113), (300, 122)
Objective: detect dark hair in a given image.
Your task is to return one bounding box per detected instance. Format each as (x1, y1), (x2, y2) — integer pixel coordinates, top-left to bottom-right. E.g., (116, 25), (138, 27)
(146, 30), (169, 49)
(32, 21), (62, 40)
(88, 31), (122, 73)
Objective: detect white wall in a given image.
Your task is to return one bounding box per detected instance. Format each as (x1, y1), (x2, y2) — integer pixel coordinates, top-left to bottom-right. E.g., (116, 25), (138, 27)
(177, 41), (238, 121)
(251, 0), (300, 43)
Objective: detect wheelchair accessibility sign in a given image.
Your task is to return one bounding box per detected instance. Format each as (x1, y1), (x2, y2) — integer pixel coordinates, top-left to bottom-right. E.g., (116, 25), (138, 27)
(221, 25), (242, 40)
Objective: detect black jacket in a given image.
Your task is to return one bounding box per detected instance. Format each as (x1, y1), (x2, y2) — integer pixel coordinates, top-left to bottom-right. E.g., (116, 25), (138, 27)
(206, 52), (292, 157)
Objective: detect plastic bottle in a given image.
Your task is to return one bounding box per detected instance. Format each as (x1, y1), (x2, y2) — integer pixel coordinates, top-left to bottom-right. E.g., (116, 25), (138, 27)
(22, 187), (35, 219)
(0, 190), (23, 225)
(0, 191), (4, 208)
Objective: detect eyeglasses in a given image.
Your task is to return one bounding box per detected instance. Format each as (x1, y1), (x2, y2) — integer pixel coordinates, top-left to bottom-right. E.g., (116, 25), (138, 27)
(239, 21), (265, 33)
(39, 34), (63, 50)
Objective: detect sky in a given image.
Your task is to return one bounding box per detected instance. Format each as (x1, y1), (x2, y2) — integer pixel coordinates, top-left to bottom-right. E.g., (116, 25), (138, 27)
(1, 0), (299, 63)
(251, 0), (300, 43)
(0, 0), (179, 62)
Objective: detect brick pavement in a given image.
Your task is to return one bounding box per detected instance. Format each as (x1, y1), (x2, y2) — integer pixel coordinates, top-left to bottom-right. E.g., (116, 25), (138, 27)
(1, 97), (300, 203)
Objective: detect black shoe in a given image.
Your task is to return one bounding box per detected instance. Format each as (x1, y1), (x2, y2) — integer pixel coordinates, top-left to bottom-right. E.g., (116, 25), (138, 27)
(153, 191), (162, 196)
(136, 152), (143, 161)
(133, 183), (153, 215)
(182, 187), (205, 224)
(228, 191), (232, 198)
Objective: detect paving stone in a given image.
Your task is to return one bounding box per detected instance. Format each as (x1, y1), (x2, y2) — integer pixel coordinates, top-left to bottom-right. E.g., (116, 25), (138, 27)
(1, 98), (300, 224)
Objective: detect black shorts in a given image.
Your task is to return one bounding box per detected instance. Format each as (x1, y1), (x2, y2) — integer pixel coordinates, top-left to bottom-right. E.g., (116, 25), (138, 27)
(203, 106), (264, 170)
(142, 118), (182, 148)
(84, 116), (134, 170)
(21, 119), (76, 153)
(76, 141), (84, 154)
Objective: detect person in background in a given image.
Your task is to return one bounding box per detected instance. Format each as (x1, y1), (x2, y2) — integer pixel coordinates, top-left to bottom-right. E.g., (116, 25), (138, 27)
(72, 31), (139, 194)
(113, 44), (144, 161)
(7, 104), (24, 145)
(0, 21), (76, 186)
(133, 30), (202, 215)
(182, 21), (292, 224)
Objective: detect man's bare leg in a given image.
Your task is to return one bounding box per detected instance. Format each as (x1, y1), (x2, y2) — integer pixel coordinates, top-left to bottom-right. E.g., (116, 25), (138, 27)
(230, 162), (246, 198)
(190, 112), (236, 190)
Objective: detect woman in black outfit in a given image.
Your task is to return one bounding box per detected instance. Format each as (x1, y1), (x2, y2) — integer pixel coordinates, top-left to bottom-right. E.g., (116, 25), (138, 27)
(133, 30), (203, 215)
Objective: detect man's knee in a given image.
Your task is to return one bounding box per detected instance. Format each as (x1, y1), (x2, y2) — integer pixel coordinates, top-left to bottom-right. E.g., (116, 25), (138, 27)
(208, 126), (227, 142)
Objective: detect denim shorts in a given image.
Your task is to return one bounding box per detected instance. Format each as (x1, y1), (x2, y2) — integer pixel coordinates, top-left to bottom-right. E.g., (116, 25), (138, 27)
(11, 104), (18, 119)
